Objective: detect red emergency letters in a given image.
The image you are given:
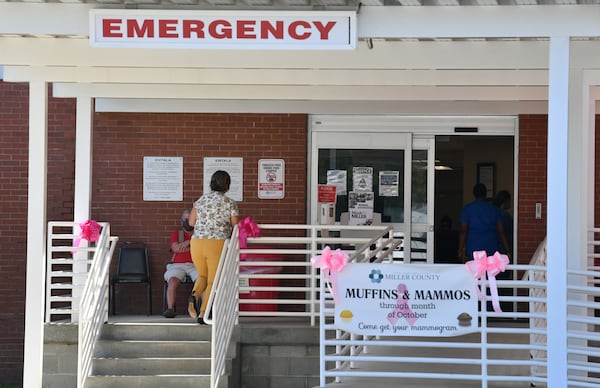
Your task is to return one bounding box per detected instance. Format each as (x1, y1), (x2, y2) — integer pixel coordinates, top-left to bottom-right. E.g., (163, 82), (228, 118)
(101, 18), (337, 41)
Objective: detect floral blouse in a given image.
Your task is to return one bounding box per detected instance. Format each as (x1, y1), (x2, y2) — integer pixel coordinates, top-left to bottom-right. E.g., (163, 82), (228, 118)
(192, 191), (239, 239)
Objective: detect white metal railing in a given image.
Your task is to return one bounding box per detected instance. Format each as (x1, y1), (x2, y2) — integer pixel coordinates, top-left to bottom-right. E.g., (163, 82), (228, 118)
(77, 227), (118, 388)
(46, 221), (117, 387)
(46, 222), (116, 322)
(236, 223), (398, 325)
(206, 223), (398, 387)
(564, 228), (600, 387)
(314, 236), (551, 388)
(525, 237), (547, 379)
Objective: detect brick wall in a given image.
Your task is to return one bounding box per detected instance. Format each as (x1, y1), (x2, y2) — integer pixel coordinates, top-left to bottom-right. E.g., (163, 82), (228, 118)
(517, 115), (548, 262)
(0, 81), (28, 384)
(92, 112), (308, 314)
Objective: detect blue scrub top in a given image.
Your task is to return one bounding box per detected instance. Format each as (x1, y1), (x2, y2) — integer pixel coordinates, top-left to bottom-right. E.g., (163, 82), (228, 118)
(459, 199), (503, 260)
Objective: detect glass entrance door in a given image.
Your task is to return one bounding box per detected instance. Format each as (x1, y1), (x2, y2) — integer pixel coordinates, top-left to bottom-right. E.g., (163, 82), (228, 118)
(310, 127), (435, 263)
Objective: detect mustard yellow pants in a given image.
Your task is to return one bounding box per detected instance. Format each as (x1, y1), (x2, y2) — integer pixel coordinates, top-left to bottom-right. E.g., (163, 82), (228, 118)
(190, 238), (225, 316)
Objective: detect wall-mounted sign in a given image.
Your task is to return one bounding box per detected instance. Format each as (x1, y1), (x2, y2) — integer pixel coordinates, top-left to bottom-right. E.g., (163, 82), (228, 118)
(203, 157), (243, 202)
(143, 156), (183, 201)
(258, 159), (284, 199)
(335, 263), (478, 337)
(90, 10), (356, 50)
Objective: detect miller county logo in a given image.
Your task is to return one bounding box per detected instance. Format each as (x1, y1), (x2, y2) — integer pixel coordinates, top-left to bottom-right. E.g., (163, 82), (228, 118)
(369, 269), (383, 283)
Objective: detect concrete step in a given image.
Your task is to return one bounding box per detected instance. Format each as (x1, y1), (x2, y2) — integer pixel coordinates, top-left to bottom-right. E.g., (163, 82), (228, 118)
(92, 357), (212, 375)
(100, 322), (211, 341)
(84, 374), (212, 388)
(94, 339), (211, 358)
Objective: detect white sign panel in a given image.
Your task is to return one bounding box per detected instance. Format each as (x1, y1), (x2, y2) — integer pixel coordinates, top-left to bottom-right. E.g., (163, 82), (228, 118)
(90, 10), (356, 50)
(258, 159), (285, 199)
(203, 157), (243, 202)
(143, 156), (183, 201)
(335, 263), (478, 337)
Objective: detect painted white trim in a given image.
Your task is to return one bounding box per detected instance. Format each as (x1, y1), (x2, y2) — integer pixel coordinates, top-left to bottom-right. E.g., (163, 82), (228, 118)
(310, 115), (516, 135)
(94, 98), (551, 115)
(51, 83), (548, 101)
(1, 39), (553, 69)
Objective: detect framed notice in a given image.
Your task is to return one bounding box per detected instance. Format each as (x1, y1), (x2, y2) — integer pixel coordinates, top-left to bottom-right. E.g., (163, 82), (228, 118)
(258, 159), (285, 199)
(143, 156), (183, 201)
(477, 163), (495, 198)
(204, 157), (243, 202)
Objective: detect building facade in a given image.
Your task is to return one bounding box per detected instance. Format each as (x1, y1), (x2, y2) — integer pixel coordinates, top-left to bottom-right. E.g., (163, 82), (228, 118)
(1, 3), (600, 386)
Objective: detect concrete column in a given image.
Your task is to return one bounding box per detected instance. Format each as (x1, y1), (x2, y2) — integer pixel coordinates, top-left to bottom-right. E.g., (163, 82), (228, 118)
(23, 81), (48, 388)
(546, 36), (569, 387)
(72, 97), (94, 322)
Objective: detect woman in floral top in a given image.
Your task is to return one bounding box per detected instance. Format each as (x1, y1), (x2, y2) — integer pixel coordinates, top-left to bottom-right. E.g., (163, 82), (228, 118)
(188, 170), (239, 324)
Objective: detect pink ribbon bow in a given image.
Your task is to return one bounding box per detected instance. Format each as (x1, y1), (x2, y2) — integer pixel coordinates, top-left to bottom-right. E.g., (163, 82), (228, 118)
(310, 246), (349, 303)
(465, 250), (509, 313)
(74, 219), (101, 250)
(238, 217), (261, 249)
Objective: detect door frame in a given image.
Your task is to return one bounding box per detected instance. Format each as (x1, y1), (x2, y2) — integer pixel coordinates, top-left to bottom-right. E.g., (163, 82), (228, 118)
(308, 115), (518, 263)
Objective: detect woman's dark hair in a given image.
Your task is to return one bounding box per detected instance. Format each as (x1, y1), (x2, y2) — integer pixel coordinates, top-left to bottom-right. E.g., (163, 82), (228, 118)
(210, 170), (231, 192)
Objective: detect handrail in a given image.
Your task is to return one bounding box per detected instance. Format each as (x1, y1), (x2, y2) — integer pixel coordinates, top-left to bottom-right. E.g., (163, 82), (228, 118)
(207, 229), (238, 388)
(76, 224), (118, 388)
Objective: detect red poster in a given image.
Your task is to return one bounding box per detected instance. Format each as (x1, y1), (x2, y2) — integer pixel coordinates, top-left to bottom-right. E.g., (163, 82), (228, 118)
(318, 185), (337, 203)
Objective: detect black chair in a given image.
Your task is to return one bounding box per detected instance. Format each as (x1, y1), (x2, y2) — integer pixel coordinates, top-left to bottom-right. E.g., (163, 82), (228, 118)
(110, 242), (152, 315)
(162, 275), (194, 313)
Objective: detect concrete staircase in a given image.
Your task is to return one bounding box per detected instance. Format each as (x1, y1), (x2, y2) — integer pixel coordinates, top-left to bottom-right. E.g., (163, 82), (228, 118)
(85, 322), (223, 388)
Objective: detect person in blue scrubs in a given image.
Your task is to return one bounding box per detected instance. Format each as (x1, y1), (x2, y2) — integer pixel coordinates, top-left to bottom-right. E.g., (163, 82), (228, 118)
(457, 183), (511, 262)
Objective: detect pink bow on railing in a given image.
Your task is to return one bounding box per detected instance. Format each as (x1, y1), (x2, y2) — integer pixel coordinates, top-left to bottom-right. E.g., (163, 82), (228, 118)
(238, 216), (261, 249)
(311, 246), (349, 303)
(74, 219), (101, 250)
(465, 250), (509, 313)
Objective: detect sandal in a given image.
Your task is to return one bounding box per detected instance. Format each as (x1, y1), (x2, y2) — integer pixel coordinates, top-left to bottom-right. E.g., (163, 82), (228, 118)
(187, 295), (198, 318)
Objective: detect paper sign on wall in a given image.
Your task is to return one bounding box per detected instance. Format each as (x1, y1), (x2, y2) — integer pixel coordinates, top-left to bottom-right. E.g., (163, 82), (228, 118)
(143, 156), (183, 201)
(204, 157), (243, 202)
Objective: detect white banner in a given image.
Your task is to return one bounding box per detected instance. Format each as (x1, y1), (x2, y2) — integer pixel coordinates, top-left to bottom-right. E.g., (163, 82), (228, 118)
(90, 10), (356, 50)
(335, 263), (478, 337)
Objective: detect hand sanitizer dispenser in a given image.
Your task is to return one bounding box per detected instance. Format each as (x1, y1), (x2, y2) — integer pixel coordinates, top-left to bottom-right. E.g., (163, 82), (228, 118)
(319, 202), (336, 225)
